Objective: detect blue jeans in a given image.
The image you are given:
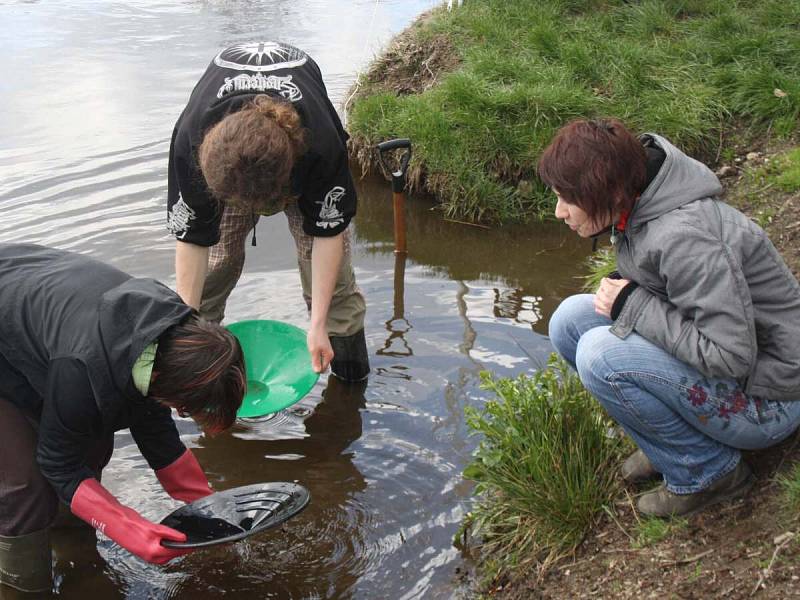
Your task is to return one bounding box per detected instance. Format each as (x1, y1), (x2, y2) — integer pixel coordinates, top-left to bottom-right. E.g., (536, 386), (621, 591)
(548, 294), (800, 494)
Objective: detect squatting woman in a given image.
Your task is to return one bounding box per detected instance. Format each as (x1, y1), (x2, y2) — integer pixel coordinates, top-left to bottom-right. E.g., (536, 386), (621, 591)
(540, 119), (800, 517)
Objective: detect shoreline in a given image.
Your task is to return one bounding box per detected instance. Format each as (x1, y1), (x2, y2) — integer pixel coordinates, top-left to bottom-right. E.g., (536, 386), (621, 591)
(345, 2), (800, 597)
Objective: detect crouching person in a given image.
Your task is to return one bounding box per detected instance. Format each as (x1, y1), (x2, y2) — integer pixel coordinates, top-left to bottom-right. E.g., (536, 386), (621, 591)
(539, 119), (800, 518)
(0, 243), (246, 593)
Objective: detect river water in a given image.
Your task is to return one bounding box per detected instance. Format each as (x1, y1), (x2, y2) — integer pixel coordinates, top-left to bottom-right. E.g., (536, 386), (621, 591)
(0, 1), (592, 598)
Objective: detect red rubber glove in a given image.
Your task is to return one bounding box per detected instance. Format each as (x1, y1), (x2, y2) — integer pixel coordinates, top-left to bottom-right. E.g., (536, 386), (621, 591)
(70, 478), (191, 564)
(155, 449), (213, 503)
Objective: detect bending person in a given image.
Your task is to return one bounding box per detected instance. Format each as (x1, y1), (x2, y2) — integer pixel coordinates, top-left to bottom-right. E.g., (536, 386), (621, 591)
(540, 119), (800, 517)
(167, 41), (368, 382)
(0, 243), (246, 593)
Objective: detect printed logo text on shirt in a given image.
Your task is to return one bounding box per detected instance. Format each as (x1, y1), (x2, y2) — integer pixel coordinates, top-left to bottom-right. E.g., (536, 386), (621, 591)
(217, 73), (303, 102)
(167, 197), (196, 239)
(316, 186), (345, 229)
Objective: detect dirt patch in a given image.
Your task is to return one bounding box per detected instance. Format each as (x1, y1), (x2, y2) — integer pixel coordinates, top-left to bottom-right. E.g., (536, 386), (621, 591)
(491, 436), (800, 600)
(359, 9), (461, 97)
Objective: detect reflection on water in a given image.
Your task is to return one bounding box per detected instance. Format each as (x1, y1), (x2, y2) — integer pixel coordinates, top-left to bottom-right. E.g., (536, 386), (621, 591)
(0, 1), (595, 598)
(377, 253), (413, 358)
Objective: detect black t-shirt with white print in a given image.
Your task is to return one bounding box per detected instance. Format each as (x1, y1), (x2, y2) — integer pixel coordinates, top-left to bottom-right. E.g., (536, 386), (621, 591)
(167, 42), (356, 246)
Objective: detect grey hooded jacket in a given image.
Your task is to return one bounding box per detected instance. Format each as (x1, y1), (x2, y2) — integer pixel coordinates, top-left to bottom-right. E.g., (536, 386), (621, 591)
(611, 134), (800, 401)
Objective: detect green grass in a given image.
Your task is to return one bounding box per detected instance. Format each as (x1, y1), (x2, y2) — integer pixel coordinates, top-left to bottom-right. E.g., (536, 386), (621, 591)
(581, 247), (618, 293)
(461, 355), (626, 580)
(632, 516), (688, 548)
(348, 0), (800, 223)
(778, 461), (800, 514)
(772, 148), (800, 193)
(736, 147), (800, 227)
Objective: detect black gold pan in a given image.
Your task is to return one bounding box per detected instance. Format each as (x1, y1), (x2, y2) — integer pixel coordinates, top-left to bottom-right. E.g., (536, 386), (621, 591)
(160, 482), (310, 549)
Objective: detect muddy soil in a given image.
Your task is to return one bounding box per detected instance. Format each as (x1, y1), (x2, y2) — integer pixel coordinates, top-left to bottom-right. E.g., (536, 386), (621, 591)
(496, 437), (800, 600)
(360, 10), (460, 97)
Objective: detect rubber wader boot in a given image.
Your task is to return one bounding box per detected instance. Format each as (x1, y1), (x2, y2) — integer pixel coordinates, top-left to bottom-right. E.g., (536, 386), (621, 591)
(329, 329), (370, 382)
(0, 529), (52, 593)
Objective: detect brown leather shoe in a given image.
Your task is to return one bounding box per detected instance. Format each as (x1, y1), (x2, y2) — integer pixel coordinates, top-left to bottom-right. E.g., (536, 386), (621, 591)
(637, 462), (754, 518)
(620, 449), (660, 484)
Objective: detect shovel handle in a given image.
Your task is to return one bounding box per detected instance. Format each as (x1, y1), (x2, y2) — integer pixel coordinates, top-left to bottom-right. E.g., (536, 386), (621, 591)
(377, 138), (412, 153)
(376, 138), (412, 193)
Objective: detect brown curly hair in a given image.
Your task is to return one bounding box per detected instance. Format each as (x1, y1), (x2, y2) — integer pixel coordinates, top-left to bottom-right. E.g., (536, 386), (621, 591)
(198, 95), (307, 211)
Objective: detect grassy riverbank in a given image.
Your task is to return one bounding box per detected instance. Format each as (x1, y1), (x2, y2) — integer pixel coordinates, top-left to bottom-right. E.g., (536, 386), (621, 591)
(346, 1), (800, 594)
(347, 0), (800, 224)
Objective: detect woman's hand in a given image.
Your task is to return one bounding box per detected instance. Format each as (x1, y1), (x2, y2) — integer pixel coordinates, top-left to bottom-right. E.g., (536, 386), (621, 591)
(594, 277), (631, 319)
(71, 478), (191, 564)
(307, 325), (334, 373)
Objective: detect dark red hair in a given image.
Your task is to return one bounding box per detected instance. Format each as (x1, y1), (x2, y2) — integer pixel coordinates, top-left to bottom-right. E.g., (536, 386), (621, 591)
(149, 316), (246, 434)
(537, 118), (647, 221)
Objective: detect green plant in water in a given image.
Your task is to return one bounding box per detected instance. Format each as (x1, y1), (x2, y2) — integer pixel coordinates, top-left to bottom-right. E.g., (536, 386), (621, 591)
(462, 355), (626, 580)
(582, 247), (617, 293)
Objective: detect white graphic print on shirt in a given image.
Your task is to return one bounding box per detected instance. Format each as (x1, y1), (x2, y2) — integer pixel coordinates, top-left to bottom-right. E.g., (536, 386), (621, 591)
(316, 186), (345, 229)
(167, 197), (196, 239)
(217, 73), (302, 102)
(213, 42), (308, 72)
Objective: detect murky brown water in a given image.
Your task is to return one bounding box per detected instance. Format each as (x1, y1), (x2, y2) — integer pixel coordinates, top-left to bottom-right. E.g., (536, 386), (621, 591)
(0, 1), (593, 598)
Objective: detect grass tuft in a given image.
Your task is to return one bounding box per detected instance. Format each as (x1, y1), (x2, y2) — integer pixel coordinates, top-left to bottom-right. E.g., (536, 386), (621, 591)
(778, 461), (800, 515)
(772, 149), (800, 193)
(461, 355), (626, 580)
(632, 516), (688, 548)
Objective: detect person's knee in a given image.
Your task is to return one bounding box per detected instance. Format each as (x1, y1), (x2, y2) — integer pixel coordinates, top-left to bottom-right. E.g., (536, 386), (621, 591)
(574, 326), (620, 390)
(327, 290), (366, 338)
(0, 465), (59, 536)
(207, 249), (245, 275)
(548, 294), (594, 357)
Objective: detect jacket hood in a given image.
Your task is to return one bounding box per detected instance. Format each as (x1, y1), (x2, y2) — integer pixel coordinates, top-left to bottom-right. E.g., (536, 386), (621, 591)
(97, 278), (193, 393)
(630, 134), (723, 228)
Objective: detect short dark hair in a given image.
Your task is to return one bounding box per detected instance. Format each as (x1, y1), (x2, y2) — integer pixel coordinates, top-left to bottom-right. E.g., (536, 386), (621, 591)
(149, 316), (246, 434)
(537, 118), (647, 221)
(198, 95), (307, 212)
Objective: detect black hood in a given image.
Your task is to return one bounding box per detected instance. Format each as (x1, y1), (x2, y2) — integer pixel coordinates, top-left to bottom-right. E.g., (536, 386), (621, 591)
(0, 243), (193, 416)
(97, 278), (193, 394)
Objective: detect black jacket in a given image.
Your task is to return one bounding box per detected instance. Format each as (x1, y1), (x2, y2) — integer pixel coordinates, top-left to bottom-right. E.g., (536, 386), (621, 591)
(167, 41), (356, 246)
(0, 244), (192, 504)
